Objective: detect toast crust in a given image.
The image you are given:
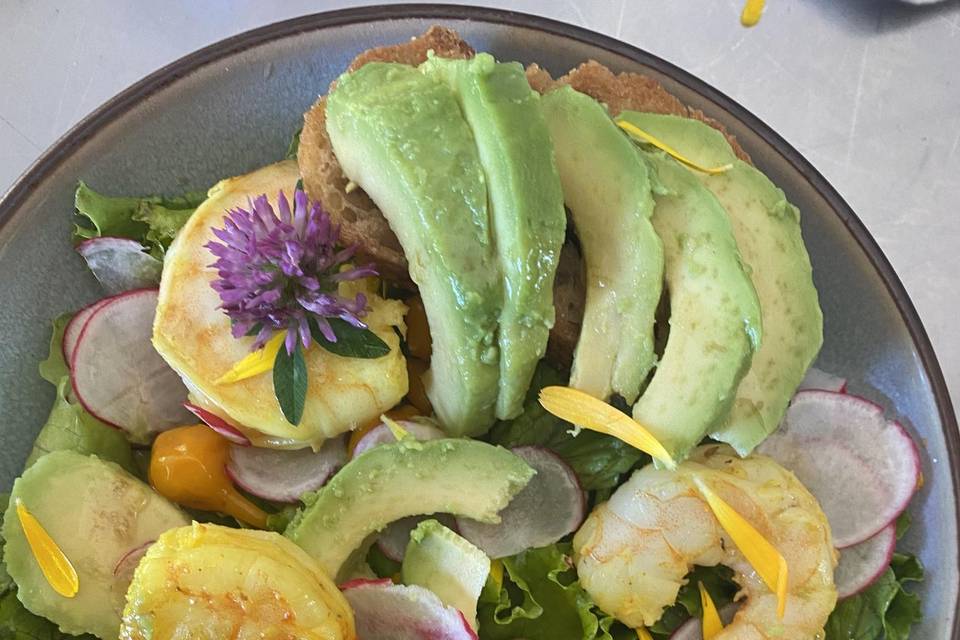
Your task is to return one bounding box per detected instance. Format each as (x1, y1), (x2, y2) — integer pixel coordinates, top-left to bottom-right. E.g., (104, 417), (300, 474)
(298, 27), (750, 368)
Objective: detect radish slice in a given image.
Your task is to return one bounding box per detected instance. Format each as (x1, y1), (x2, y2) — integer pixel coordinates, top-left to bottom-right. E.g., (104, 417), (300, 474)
(377, 514), (460, 563)
(76, 237), (162, 295)
(835, 524), (896, 599)
(184, 402), (251, 446)
(757, 390), (920, 548)
(113, 540), (154, 583)
(340, 578), (477, 640)
(455, 446), (586, 559)
(352, 420), (446, 458)
(70, 289), (193, 443)
(226, 437), (346, 503)
(669, 604), (738, 639)
(798, 367), (847, 393)
(62, 299), (111, 365)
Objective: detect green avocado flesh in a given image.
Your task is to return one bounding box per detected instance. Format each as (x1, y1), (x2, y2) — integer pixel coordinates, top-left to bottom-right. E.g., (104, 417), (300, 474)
(284, 438), (533, 579)
(631, 150), (762, 462)
(2, 451), (188, 639)
(326, 62), (501, 436)
(402, 519), (490, 628)
(619, 112), (823, 455)
(540, 86), (664, 403)
(421, 54), (567, 421)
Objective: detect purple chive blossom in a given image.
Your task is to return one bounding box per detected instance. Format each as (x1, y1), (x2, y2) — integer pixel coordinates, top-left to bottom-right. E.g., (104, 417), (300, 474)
(206, 189), (377, 355)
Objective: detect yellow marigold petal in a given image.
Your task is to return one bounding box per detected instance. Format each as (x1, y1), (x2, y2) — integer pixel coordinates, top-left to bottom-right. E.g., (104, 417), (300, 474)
(489, 559), (504, 593)
(615, 120), (733, 175)
(381, 414), (411, 441)
(15, 499), (78, 598)
(698, 581), (724, 639)
(636, 628), (654, 640)
(539, 386), (676, 469)
(215, 332), (285, 384)
(693, 475), (788, 618)
(741, 0), (766, 27)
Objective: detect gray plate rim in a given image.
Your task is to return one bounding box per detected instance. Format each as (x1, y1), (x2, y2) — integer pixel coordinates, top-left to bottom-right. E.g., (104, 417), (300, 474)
(0, 4), (956, 633)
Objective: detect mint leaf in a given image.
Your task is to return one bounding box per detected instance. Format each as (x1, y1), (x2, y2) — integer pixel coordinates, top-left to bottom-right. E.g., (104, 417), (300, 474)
(273, 342), (307, 425)
(310, 318), (391, 359)
(487, 364), (645, 490)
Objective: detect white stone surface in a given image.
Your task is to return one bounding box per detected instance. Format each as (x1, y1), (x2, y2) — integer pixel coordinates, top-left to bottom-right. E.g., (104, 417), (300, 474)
(1, 0), (958, 406)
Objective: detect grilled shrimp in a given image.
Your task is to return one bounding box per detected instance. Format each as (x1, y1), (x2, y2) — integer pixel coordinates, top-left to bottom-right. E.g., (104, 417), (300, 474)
(574, 444), (836, 639)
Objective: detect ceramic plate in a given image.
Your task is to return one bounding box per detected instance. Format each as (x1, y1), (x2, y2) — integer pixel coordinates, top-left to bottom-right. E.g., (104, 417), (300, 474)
(0, 5), (956, 636)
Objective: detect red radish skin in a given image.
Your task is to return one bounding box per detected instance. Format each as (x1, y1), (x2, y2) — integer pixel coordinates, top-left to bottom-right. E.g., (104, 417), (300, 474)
(70, 288), (193, 443)
(112, 540), (154, 583)
(669, 604), (739, 639)
(757, 390), (921, 548)
(797, 367), (847, 393)
(835, 524), (897, 599)
(226, 436), (346, 503)
(376, 514), (460, 563)
(456, 446), (586, 559)
(62, 298), (111, 365)
(340, 579), (477, 640)
(76, 236), (162, 295)
(184, 403), (251, 446)
(351, 420), (446, 458)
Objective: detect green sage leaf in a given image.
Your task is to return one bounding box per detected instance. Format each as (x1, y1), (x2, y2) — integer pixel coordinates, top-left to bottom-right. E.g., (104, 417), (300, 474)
(310, 317), (391, 359)
(273, 341), (308, 425)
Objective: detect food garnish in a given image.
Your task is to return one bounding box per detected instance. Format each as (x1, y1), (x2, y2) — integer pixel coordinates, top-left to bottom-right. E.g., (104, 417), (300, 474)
(15, 499), (79, 598)
(207, 188), (382, 424)
(698, 581), (724, 638)
(615, 119), (733, 175)
(538, 386), (675, 468)
(741, 0), (766, 27)
(636, 627), (654, 640)
(692, 475), (788, 618)
(149, 424), (268, 528)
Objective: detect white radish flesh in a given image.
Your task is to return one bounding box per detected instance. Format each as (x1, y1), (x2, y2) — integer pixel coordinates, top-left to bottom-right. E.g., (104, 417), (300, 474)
(226, 437), (346, 503)
(76, 237), (162, 295)
(456, 446), (586, 559)
(757, 390), (920, 548)
(352, 419), (446, 458)
(798, 367), (847, 393)
(63, 299), (110, 365)
(835, 524), (896, 599)
(70, 289), (193, 443)
(376, 514), (459, 563)
(340, 578), (477, 640)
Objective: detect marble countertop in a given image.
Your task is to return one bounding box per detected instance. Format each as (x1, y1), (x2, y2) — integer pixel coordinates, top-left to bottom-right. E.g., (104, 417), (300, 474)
(1, 0), (958, 409)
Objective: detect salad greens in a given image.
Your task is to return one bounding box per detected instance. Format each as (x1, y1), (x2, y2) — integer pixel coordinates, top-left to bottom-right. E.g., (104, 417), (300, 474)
(487, 364), (646, 491)
(73, 182), (205, 258)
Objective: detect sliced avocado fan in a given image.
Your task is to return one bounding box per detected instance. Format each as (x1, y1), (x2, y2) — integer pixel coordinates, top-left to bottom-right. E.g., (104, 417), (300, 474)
(631, 150), (762, 462)
(326, 63), (502, 437)
(421, 53), (567, 421)
(540, 86), (664, 403)
(619, 112), (823, 455)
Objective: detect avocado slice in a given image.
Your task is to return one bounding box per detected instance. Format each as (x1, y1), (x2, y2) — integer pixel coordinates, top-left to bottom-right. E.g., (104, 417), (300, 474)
(2, 451), (188, 639)
(402, 519), (490, 629)
(631, 151), (762, 461)
(326, 63), (501, 436)
(540, 86), (664, 403)
(285, 438), (533, 579)
(618, 112), (823, 454)
(421, 54), (567, 420)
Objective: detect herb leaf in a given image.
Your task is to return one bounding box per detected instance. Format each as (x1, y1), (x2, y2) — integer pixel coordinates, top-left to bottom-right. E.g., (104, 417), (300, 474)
(310, 318), (391, 359)
(273, 342), (308, 425)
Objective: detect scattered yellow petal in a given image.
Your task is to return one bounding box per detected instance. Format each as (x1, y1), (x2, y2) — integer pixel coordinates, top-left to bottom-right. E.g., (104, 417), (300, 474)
(698, 581), (724, 639)
(636, 628), (654, 640)
(741, 0), (766, 27)
(489, 559), (504, 592)
(381, 414), (411, 441)
(539, 386), (676, 469)
(15, 499), (78, 598)
(615, 120), (733, 175)
(215, 332), (285, 384)
(693, 475), (788, 618)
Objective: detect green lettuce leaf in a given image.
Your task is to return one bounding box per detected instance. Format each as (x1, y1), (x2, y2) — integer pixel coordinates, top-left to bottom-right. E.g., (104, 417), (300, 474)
(73, 182), (205, 257)
(286, 128), (302, 160)
(487, 364), (646, 490)
(37, 315), (71, 387)
(648, 565), (736, 637)
(477, 543), (613, 640)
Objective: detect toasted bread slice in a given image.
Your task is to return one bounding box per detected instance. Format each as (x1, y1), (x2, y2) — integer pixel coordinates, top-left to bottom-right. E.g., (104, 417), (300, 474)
(298, 28), (749, 369)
